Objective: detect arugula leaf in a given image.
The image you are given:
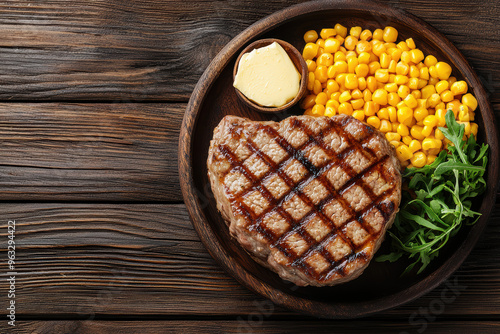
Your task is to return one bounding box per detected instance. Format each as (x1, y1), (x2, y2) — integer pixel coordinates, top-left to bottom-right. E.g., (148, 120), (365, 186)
(376, 109), (489, 274)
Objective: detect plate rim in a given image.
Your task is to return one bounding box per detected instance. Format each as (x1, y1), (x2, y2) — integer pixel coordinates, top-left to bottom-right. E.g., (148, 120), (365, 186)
(178, 0), (499, 318)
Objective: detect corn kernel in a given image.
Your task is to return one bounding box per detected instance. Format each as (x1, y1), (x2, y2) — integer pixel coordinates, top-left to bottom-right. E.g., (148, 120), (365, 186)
(356, 40), (372, 54)
(394, 75), (408, 85)
(338, 102), (353, 115)
(324, 106), (336, 117)
(324, 38), (341, 54)
(401, 51), (411, 64)
(422, 84), (437, 99)
(390, 140), (401, 148)
(374, 68), (389, 83)
(397, 85), (410, 99)
(373, 28), (384, 41)
(379, 53), (391, 69)
(411, 152), (427, 167)
(397, 107), (413, 125)
(397, 123), (410, 137)
(379, 119), (392, 132)
(435, 62), (452, 80)
(344, 35), (358, 51)
(347, 57), (359, 73)
(423, 115), (438, 127)
(301, 94), (317, 109)
(435, 128), (445, 140)
(386, 132), (401, 142)
(409, 140), (421, 153)
(326, 98), (339, 108)
(422, 138), (442, 150)
(303, 43), (320, 60)
(358, 77), (367, 90)
(385, 83), (398, 92)
(312, 104), (325, 116)
(391, 122), (399, 132)
(396, 62), (409, 75)
(364, 101), (379, 116)
(314, 92), (327, 106)
(334, 61), (348, 75)
(471, 122), (478, 137)
(369, 62), (382, 75)
(420, 67), (430, 80)
(372, 42), (386, 57)
(435, 102), (445, 111)
(411, 125), (425, 140)
(366, 116), (381, 129)
(367, 76), (377, 92)
(411, 90), (422, 100)
(427, 93), (441, 108)
(396, 144), (413, 161)
(434, 108), (446, 127)
(363, 89), (372, 102)
(435, 80), (449, 94)
(458, 105), (470, 122)
(313, 79), (322, 95)
(405, 38), (416, 49)
(410, 49), (425, 64)
(386, 106), (397, 122)
(320, 28), (336, 40)
(360, 29), (372, 41)
(390, 49), (402, 62)
(334, 23), (348, 38)
(428, 77), (439, 85)
(414, 107), (429, 122)
(377, 108), (389, 120)
(397, 41), (410, 51)
(426, 155), (437, 164)
(417, 79), (428, 89)
(440, 90), (454, 103)
(372, 89), (388, 105)
(421, 125), (433, 137)
(402, 135), (412, 146)
(326, 79), (340, 93)
(462, 93), (478, 111)
(424, 55), (438, 67)
(315, 65), (329, 83)
(404, 94), (418, 108)
(339, 91), (351, 103)
(352, 109), (365, 121)
(304, 30), (319, 43)
(429, 65), (438, 78)
(451, 80), (468, 95)
(351, 98), (364, 110)
(331, 91), (341, 101)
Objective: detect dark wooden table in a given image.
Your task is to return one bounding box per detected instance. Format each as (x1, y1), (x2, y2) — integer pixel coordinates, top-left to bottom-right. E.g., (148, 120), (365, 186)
(0, 0), (498, 333)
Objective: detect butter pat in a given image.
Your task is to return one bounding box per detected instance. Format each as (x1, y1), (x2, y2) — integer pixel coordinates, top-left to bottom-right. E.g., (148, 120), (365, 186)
(234, 42), (301, 107)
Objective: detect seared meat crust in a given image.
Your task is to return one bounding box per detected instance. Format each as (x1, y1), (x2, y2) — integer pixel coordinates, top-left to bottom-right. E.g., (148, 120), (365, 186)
(207, 114), (401, 287)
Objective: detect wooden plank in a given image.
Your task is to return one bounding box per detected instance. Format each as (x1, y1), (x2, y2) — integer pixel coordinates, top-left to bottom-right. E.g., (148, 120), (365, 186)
(0, 102), (499, 202)
(3, 320), (500, 334)
(0, 103), (182, 201)
(1, 203), (499, 317)
(0, 0), (497, 102)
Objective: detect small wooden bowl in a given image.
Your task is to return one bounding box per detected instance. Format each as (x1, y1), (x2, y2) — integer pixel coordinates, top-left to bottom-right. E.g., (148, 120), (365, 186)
(232, 38), (308, 113)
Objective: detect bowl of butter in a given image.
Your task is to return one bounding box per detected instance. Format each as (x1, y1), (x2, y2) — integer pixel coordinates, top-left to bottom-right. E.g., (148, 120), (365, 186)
(233, 38), (308, 113)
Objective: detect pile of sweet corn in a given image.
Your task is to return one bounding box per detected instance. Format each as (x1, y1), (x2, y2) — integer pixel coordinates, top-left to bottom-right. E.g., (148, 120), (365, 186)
(300, 24), (478, 167)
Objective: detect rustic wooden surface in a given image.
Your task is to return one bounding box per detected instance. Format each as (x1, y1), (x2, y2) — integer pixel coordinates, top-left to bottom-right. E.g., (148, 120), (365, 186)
(0, 0), (499, 333)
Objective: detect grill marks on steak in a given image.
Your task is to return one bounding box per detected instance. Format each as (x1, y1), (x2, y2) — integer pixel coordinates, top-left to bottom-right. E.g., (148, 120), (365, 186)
(208, 114), (401, 286)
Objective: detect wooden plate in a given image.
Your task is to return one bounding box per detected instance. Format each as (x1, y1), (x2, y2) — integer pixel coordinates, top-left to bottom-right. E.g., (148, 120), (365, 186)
(179, 0), (499, 318)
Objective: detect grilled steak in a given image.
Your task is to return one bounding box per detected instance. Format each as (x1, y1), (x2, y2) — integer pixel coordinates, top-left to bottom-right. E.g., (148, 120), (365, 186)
(207, 114), (402, 287)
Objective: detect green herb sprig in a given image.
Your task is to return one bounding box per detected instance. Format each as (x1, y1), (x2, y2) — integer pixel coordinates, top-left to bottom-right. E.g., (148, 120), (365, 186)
(377, 109), (489, 274)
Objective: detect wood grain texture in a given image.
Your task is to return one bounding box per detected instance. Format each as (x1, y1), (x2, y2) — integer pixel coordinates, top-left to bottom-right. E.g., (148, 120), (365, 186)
(1, 203), (499, 317)
(0, 103), (182, 201)
(3, 320), (500, 334)
(0, 0), (497, 102)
